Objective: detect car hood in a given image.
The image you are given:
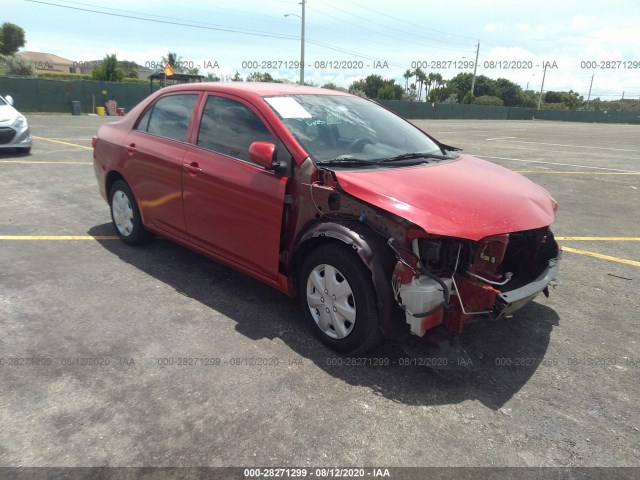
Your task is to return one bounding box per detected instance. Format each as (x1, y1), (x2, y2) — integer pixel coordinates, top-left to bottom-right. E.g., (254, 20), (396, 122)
(0, 104), (19, 126)
(333, 154), (558, 241)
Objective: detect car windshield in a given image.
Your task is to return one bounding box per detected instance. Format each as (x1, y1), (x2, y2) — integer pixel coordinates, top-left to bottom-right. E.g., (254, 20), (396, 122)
(264, 94), (445, 164)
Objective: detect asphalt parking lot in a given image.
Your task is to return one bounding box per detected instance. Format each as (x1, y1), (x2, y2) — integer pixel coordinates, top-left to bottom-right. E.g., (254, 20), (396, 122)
(0, 115), (639, 469)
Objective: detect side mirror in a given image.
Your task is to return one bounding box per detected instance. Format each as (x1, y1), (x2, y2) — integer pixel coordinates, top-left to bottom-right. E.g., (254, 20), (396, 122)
(249, 141), (278, 169)
(4, 95), (14, 106)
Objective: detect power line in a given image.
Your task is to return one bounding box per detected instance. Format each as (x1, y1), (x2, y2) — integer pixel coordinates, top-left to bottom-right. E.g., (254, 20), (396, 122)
(321, 0), (480, 42)
(24, 0), (299, 40)
(307, 6), (471, 54)
(312, 0), (474, 47)
(56, 0), (413, 62)
(289, 11), (453, 59)
(58, 0), (292, 26)
(303, 39), (406, 68)
(23, 0), (406, 68)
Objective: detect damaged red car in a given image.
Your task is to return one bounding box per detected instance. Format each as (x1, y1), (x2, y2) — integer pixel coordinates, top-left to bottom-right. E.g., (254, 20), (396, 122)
(93, 83), (560, 354)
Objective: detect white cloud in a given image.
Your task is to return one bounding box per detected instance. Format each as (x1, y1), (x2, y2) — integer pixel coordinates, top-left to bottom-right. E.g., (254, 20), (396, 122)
(569, 15), (597, 30)
(12, 0), (640, 95)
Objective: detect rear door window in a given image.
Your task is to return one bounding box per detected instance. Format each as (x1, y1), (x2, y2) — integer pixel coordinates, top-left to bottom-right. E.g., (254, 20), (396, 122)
(136, 94), (198, 142)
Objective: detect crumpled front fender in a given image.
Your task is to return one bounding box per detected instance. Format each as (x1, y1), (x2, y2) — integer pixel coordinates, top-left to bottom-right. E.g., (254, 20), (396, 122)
(294, 220), (401, 337)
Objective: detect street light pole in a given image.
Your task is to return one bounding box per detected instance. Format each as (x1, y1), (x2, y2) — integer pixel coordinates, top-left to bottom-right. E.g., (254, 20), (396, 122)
(300, 0), (305, 85)
(537, 63), (547, 110)
(471, 40), (479, 95)
(285, 1), (306, 85)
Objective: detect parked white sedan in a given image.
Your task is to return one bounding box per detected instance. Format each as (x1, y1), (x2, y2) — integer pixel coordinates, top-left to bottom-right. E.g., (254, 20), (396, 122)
(0, 95), (32, 153)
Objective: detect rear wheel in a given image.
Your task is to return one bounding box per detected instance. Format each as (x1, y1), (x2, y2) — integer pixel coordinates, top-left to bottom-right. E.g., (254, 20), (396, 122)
(299, 244), (382, 354)
(109, 180), (153, 245)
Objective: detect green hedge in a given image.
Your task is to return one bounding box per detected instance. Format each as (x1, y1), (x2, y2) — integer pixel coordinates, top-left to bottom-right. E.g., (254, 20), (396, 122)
(376, 99), (640, 124)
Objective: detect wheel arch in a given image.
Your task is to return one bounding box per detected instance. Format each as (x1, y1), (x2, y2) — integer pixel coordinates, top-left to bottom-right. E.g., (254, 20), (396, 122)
(106, 172), (152, 230)
(105, 170), (126, 200)
(291, 220), (400, 338)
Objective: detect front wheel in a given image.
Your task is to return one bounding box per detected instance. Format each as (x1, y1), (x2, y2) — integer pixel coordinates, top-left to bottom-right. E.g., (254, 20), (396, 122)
(109, 180), (153, 245)
(299, 244), (382, 354)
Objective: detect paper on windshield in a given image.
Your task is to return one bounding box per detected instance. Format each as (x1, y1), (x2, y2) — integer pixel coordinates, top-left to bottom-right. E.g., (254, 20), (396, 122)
(265, 97), (312, 119)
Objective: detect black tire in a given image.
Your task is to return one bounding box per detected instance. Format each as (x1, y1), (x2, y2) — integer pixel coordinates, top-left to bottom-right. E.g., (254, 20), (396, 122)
(109, 180), (154, 245)
(299, 244), (382, 354)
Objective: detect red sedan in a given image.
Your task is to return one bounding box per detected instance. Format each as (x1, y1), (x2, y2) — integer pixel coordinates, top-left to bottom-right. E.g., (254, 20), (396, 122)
(93, 83), (560, 354)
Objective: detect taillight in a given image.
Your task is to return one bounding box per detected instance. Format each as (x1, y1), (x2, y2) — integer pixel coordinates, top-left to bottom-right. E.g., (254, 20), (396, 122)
(92, 135), (98, 148)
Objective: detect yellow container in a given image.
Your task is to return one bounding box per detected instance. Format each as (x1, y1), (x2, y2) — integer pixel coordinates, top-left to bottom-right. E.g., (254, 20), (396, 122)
(96, 106), (106, 116)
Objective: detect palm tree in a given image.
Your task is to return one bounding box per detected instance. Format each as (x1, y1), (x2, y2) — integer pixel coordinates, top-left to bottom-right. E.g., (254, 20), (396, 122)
(409, 83), (417, 101)
(425, 72), (443, 100)
(434, 73), (444, 90)
(161, 52), (184, 73)
(414, 67), (426, 101)
(403, 69), (414, 93)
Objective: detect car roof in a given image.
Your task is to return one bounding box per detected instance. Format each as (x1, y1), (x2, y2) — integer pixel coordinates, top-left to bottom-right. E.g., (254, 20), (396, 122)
(158, 82), (351, 98)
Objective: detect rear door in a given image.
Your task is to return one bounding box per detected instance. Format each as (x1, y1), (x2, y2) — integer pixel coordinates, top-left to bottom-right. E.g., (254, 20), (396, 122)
(182, 94), (288, 280)
(124, 93), (199, 238)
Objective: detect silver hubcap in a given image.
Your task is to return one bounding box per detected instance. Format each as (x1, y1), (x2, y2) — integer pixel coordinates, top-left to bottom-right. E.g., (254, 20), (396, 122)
(112, 190), (134, 237)
(306, 264), (356, 339)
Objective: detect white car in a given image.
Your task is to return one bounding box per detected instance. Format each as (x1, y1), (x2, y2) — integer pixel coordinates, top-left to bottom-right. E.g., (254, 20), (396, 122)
(0, 95), (32, 153)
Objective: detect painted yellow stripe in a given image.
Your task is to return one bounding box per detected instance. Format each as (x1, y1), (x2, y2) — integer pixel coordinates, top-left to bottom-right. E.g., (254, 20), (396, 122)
(515, 170), (640, 175)
(0, 160), (91, 164)
(32, 135), (92, 150)
(36, 138), (93, 141)
(562, 246), (640, 267)
(0, 235), (118, 240)
(557, 237), (640, 241)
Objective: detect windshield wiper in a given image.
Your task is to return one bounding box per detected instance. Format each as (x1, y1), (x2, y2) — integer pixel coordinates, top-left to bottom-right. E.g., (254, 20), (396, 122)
(380, 152), (450, 163)
(316, 157), (376, 167)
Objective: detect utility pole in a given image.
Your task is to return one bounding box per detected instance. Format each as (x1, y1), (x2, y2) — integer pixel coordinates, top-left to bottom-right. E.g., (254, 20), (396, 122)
(300, 0), (306, 85)
(622, 91), (625, 100)
(586, 74), (594, 108)
(285, 1), (306, 85)
(537, 63), (547, 110)
(471, 40), (479, 95)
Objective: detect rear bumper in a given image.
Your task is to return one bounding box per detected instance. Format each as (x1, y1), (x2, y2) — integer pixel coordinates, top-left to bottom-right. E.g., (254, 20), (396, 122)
(493, 253), (561, 318)
(93, 156), (108, 203)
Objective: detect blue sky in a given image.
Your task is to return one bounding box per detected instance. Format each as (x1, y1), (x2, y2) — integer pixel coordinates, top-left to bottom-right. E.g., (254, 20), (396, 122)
(7, 0), (640, 99)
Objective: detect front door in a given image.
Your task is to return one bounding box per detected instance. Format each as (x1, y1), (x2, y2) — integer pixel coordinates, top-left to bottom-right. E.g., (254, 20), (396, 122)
(182, 94), (287, 280)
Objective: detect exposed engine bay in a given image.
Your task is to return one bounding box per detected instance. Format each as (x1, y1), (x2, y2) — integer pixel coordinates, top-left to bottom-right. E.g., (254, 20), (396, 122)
(390, 227), (561, 337)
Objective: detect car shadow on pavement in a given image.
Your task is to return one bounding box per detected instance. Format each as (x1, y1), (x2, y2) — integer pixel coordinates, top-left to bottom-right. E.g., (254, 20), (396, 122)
(0, 149), (31, 157)
(90, 223), (559, 411)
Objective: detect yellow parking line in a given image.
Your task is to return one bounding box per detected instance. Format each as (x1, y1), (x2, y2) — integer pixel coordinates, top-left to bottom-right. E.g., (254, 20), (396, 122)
(32, 135), (92, 150)
(0, 235), (118, 240)
(0, 160), (92, 164)
(515, 171), (640, 175)
(36, 138), (93, 141)
(557, 237), (640, 241)
(562, 246), (640, 267)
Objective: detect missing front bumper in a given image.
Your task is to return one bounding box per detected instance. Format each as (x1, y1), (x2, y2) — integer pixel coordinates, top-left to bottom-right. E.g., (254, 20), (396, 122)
(493, 255), (561, 319)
